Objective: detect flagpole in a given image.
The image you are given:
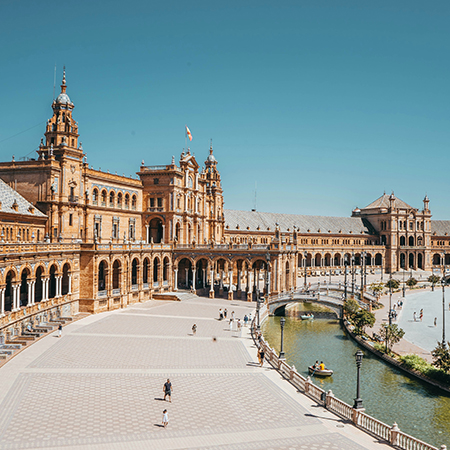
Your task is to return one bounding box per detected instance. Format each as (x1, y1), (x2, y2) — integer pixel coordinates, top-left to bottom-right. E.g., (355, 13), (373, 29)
(185, 125), (187, 152)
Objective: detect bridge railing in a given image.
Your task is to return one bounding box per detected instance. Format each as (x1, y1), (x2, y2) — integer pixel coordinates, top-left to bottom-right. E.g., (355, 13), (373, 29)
(251, 322), (443, 450)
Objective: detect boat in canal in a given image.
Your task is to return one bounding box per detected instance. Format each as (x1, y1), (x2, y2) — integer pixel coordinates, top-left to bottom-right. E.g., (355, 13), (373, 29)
(301, 314), (314, 320)
(308, 366), (333, 377)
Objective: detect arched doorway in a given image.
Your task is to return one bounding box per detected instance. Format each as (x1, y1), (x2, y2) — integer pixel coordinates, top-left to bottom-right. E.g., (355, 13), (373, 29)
(314, 254), (322, 267)
(35, 267), (43, 302)
(49, 265), (57, 299)
(375, 253), (382, 266)
(433, 254), (441, 265)
(409, 253), (415, 269)
(62, 263), (70, 295)
(400, 253), (406, 269)
(98, 261), (107, 292)
(131, 258), (139, 287)
(143, 258), (150, 285)
(195, 258), (208, 289)
(5, 271), (15, 312)
(20, 268), (30, 307)
(324, 253), (331, 267)
(153, 257), (160, 286)
(178, 258), (192, 289)
(418, 253), (423, 269)
(163, 257), (170, 284)
(400, 236), (406, 246)
(334, 253), (341, 266)
(112, 260), (121, 290)
(149, 218), (163, 243)
(409, 236), (415, 246)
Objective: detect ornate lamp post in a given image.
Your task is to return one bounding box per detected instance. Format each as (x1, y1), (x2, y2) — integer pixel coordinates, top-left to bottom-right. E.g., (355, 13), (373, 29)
(351, 252), (355, 296)
(344, 255), (348, 299)
(442, 279), (447, 349)
(360, 251), (365, 293)
(265, 252), (270, 296)
(353, 350), (364, 409)
(279, 317), (286, 360)
(256, 297), (261, 331)
(388, 271), (393, 326)
(304, 251), (308, 289)
(402, 263), (406, 298)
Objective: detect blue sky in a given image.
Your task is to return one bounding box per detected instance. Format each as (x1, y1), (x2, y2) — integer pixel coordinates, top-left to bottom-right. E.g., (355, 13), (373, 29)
(1, 1), (449, 218)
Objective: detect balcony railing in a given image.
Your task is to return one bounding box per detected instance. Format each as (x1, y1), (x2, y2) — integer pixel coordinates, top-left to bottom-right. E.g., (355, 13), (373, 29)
(68, 195), (79, 203)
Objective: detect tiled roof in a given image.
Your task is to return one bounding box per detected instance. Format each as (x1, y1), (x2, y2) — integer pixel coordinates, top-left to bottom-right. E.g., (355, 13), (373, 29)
(431, 220), (450, 236)
(224, 210), (375, 235)
(362, 193), (414, 210)
(0, 178), (46, 217)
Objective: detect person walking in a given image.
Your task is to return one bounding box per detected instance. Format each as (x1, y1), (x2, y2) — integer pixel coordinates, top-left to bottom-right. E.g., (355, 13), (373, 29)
(420, 309), (423, 321)
(162, 409), (169, 428)
(231, 311), (235, 321)
(58, 323), (62, 338)
(224, 309), (228, 319)
(219, 309), (223, 320)
(237, 319), (242, 337)
(229, 318), (233, 331)
(192, 324), (197, 335)
(248, 312), (252, 324)
(413, 311), (417, 322)
(259, 348), (265, 367)
(243, 314), (248, 326)
(434, 317), (437, 327)
(163, 379), (172, 402)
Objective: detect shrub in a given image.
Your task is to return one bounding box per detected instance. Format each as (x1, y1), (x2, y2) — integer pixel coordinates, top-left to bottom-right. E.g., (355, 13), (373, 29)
(406, 277), (418, 288)
(385, 279), (399, 290)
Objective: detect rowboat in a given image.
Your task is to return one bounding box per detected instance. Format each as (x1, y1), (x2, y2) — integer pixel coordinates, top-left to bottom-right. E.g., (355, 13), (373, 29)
(301, 314), (314, 320)
(308, 366), (333, 377)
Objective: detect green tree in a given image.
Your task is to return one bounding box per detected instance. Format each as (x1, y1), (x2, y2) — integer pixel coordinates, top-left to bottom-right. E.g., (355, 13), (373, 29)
(379, 323), (405, 352)
(370, 282), (384, 297)
(343, 298), (360, 321)
(431, 341), (450, 373)
(353, 310), (376, 335)
(406, 277), (418, 288)
(385, 279), (399, 290)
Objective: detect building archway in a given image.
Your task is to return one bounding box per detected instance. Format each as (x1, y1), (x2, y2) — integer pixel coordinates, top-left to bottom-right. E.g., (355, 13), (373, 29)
(131, 258), (139, 286)
(153, 257), (160, 285)
(49, 265), (57, 299)
(400, 236), (406, 246)
(62, 263), (70, 295)
(5, 271), (15, 312)
(112, 260), (121, 290)
(375, 253), (382, 266)
(334, 253), (341, 266)
(178, 258), (192, 289)
(433, 254), (441, 265)
(409, 253), (415, 269)
(314, 253), (322, 267)
(324, 253), (331, 267)
(143, 258), (150, 284)
(163, 257), (170, 282)
(400, 253), (406, 269)
(20, 268), (30, 307)
(418, 253), (423, 269)
(35, 266), (43, 302)
(98, 261), (107, 292)
(149, 218), (163, 243)
(409, 236), (415, 246)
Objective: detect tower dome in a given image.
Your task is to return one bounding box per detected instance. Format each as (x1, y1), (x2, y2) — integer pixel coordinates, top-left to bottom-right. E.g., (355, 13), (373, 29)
(205, 143), (217, 165)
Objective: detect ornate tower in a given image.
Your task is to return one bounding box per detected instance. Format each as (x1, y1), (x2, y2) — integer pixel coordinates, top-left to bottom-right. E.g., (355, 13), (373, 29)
(38, 68), (83, 161)
(204, 144), (224, 242)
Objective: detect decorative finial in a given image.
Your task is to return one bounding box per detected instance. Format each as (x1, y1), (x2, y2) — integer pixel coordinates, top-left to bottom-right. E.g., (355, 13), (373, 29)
(141, 159), (145, 166)
(62, 66), (66, 85)
(39, 138), (44, 147)
(171, 155), (175, 164)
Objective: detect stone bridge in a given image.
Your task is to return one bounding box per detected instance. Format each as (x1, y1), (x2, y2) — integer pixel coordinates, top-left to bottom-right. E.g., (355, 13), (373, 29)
(267, 283), (375, 318)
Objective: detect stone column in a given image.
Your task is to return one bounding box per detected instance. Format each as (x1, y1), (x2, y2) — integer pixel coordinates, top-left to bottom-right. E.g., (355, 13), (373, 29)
(173, 269), (178, 291)
(202, 269), (206, 288)
(56, 276), (62, 298)
(237, 270), (241, 296)
(209, 269), (214, 298)
(192, 269), (196, 290)
(0, 288), (5, 316)
(228, 269), (233, 300)
(145, 225), (149, 243)
(12, 284), (19, 311)
(27, 281), (33, 306)
(43, 278), (49, 301)
(32, 281), (36, 304)
(185, 268), (189, 289)
(68, 274), (72, 294)
(219, 270), (224, 295)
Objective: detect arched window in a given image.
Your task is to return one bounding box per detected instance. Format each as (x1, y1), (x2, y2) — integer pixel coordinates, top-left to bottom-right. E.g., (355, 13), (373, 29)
(112, 260), (120, 290)
(125, 194), (130, 209)
(62, 263), (70, 295)
(409, 236), (414, 246)
(131, 258), (138, 286)
(109, 191), (115, 207)
(400, 236), (406, 246)
(92, 189), (98, 205)
(98, 261), (107, 291)
(101, 190), (107, 206)
(117, 192), (123, 208)
(131, 195), (137, 210)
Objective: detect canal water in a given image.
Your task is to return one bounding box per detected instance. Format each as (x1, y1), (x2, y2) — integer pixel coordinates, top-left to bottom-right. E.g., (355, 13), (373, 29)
(261, 305), (450, 448)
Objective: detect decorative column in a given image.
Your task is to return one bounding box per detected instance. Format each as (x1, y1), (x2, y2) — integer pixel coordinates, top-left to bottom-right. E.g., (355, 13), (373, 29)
(209, 268), (214, 298)
(247, 270), (253, 301)
(12, 284), (19, 311)
(192, 269), (196, 291)
(0, 288), (5, 316)
(43, 278), (49, 301)
(219, 270), (224, 295)
(228, 269), (233, 300)
(145, 225), (149, 243)
(185, 268), (189, 289)
(56, 276), (62, 298)
(27, 281), (33, 306)
(173, 269), (178, 291)
(237, 269), (241, 297)
(68, 274), (72, 294)
(202, 268), (206, 288)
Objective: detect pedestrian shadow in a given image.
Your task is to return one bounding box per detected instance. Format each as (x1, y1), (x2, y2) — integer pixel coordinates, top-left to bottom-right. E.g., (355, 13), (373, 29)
(247, 362), (260, 367)
(304, 411), (345, 423)
(154, 398), (165, 401)
(154, 424), (165, 428)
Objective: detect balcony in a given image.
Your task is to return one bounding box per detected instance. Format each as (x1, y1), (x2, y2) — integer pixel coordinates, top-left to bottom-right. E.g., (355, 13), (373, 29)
(68, 195), (79, 203)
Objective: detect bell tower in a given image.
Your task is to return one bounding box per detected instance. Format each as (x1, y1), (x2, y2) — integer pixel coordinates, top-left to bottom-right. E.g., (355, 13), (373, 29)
(38, 68), (83, 161)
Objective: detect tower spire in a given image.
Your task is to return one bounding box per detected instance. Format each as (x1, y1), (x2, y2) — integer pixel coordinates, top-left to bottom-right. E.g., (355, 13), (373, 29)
(61, 66), (67, 93)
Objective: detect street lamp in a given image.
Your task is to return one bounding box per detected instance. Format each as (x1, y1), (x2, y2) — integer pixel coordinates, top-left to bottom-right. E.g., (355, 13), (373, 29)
(402, 264), (406, 298)
(265, 252), (270, 296)
(279, 317), (286, 360)
(351, 252), (355, 296)
(344, 255), (348, 299)
(256, 297), (261, 331)
(360, 251), (365, 293)
(304, 251), (307, 289)
(388, 271), (393, 326)
(442, 279), (447, 349)
(353, 350), (364, 409)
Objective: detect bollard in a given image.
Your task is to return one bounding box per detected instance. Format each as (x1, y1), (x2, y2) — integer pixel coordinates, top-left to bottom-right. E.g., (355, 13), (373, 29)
(326, 390), (334, 409)
(305, 376), (311, 394)
(390, 422), (400, 446)
(290, 365), (296, 381)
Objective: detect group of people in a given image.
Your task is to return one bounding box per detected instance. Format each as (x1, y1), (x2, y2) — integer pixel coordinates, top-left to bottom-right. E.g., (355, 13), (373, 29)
(413, 308), (424, 322)
(312, 360), (326, 371)
(219, 309), (252, 336)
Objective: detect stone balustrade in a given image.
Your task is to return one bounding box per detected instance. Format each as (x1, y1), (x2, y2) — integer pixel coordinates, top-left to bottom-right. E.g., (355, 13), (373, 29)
(253, 305), (446, 450)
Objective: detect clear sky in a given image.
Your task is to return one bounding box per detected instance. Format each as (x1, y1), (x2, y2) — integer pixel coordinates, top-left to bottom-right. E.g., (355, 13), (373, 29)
(1, 1), (449, 218)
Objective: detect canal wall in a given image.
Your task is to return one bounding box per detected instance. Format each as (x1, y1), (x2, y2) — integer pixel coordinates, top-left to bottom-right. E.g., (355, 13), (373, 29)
(255, 305), (445, 450)
(342, 320), (450, 395)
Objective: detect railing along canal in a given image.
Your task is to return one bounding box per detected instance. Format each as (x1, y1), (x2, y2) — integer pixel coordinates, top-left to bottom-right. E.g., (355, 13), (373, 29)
(253, 304), (446, 450)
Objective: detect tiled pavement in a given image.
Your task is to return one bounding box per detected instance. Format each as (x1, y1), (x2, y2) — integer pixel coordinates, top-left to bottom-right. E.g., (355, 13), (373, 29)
(0, 295), (393, 450)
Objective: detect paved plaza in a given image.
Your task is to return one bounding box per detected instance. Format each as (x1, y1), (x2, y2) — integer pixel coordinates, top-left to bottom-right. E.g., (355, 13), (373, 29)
(0, 293), (394, 450)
